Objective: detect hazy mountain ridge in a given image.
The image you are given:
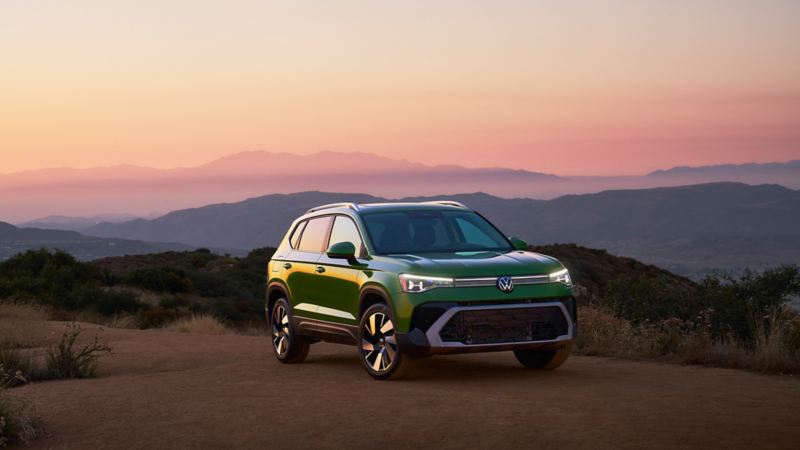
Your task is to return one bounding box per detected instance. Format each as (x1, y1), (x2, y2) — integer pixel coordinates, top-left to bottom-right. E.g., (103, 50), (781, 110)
(19, 213), (160, 232)
(84, 183), (800, 277)
(648, 160), (800, 176)
(4, 151), (798, 222)
(0, 221), (192, 261)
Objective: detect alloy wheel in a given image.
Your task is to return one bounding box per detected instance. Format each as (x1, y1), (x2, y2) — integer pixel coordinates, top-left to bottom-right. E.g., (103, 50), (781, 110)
(361, 312), (397, 373)
(272, 304), (290, 357)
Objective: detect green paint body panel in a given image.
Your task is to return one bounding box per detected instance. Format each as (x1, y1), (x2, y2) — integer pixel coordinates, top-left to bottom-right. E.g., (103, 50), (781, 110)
(267, 203), (573, 334)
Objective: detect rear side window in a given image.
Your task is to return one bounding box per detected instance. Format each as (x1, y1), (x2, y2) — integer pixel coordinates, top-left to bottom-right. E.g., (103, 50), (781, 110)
(328, 216), (364, 256)
(297, 216), (332, 253)
(289, 221), (307, 248)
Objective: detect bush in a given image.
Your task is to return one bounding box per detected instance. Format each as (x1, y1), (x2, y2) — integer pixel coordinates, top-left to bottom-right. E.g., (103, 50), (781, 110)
(124, 268), (191, 294)
(0, 348), (35, 388)
(0, 366), (37, 447)
(699, 265), (800, 345)
(163, 314), (230, 335)
(0, 250), (99, 309)
(43, 323), (112, 379)
(603, 275), (696, 324)
(576, 305), (800, 374)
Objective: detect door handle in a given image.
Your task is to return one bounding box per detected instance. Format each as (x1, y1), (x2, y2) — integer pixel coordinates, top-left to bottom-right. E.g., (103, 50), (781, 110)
(315, 266), (326, 274)
(283, 262), (292, 269)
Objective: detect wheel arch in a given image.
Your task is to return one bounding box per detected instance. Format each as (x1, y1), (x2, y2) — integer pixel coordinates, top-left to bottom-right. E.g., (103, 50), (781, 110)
(267, 281), (291, 314)
(358, 284), (394, 321)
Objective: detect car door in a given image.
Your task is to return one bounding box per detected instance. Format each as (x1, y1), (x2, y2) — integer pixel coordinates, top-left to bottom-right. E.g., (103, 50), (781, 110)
(284, 216), (332, 316)
(312, 215), (365, 325)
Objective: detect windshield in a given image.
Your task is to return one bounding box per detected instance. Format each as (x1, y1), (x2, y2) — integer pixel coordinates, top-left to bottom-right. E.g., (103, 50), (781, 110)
(361, 210), (513, 255)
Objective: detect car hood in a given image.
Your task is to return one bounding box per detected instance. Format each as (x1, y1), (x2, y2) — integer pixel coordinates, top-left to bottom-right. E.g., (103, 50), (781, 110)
(388, 251), (563, 278)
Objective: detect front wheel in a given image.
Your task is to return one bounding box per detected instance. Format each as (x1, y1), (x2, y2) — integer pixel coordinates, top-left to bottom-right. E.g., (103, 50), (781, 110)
(358, 304), (415, 380)
(513, 343), (572, 370)
(270, 298), (310, 364)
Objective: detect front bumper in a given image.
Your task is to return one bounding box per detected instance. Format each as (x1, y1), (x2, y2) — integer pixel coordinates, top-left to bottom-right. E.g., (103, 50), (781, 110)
(396, 297), (577, 356)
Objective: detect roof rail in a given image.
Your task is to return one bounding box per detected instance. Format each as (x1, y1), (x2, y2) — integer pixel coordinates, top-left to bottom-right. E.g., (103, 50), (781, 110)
(305, 202), (360, 214)
(422, 200), (468, 209)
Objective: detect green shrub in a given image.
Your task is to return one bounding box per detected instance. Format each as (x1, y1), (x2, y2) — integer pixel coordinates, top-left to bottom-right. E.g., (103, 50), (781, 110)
(603, 275), (695, 324)
(699, 265), (800, 345)
(43, 323), (112, 379)
(0, 366), (37, 447)
(124, 268), (192, 294)
(66, 284), (146, 315)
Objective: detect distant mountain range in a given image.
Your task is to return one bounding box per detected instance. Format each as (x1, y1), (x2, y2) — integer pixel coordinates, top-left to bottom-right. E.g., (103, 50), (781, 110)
(0, 221), (191, 261)
(18, 213), (161, 232)
(83, 182), (800, 277)
(2, 151), (798, 222)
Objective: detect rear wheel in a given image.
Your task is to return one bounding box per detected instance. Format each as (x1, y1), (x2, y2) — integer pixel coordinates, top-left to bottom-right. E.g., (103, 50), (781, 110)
(270, 298), (310, 364)
(513, 343), (572, 370)
(358, 304), (415, 380)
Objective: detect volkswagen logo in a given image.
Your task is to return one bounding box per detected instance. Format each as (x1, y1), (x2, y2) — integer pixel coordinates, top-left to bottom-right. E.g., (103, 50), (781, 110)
(496, 276), (514, 293)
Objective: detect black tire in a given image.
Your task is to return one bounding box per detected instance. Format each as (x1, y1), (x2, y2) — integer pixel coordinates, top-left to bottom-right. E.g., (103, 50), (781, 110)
(269, 298), (310, 364)
(513, 343), (572, 370)
(358, 303), (415, 380)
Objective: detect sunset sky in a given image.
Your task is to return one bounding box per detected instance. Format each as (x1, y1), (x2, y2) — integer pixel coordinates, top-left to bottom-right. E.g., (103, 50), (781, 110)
(1, 0), (799, 175)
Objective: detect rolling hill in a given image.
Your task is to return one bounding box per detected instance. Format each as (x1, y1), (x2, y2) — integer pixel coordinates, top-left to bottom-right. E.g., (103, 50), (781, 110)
(0, 221), (192, 261)
(83, 183), (800, 276)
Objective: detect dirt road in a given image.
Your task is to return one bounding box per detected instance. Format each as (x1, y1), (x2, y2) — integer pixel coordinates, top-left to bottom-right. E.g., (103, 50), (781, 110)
(16, 324), (800, 449)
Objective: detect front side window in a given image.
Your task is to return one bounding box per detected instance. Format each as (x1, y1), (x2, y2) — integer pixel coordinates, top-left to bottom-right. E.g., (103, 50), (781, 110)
(328, 216), (364, 255)
(297, 216), (332, 253)
(361, 210), (512, 255)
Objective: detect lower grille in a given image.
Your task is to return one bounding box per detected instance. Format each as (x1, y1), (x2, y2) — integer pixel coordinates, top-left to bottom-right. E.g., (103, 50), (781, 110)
(439, 306), (568, 345)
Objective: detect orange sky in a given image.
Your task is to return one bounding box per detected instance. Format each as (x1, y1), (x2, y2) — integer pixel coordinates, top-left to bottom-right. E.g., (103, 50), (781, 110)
(1, 0), (799, 176)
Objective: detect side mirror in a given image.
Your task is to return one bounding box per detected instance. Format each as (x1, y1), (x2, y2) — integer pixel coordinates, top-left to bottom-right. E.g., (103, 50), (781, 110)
(327, 241), (357, 259)
(509, 237), (528, 251)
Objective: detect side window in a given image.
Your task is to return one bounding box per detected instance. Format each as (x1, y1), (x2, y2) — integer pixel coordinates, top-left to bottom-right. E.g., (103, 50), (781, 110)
(297, 217), (332, 253)
(328, 216), (364, 255)
(289, 221), (306, 249)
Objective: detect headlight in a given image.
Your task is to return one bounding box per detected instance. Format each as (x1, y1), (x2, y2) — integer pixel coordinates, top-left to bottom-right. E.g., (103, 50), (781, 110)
(399, 274), (454, 293)
(549, 268), (572, 286)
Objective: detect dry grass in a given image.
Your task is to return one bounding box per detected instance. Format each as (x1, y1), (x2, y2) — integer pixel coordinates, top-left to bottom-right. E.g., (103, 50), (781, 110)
(163, 314), (231, 335)
(576, 306), (800, 374)
(0, 303), (49, 349)
(0, 366), (39, 447)
(75, 311), (139, 330)
(43, 323), (112, 379)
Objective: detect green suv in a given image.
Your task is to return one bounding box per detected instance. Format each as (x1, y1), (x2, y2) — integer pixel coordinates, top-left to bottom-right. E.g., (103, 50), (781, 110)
(267, 201), (576, 379)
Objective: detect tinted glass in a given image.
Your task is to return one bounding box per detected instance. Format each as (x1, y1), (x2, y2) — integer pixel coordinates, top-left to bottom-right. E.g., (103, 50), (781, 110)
(297, 216), (331, 253)
(289, 221), (306, 248)
(328, 216), (363, 255)
(361, 210), (512, 254)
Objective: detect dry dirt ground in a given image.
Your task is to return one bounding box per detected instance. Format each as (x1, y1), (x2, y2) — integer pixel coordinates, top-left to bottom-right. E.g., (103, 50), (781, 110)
(15, 323), (800, 450)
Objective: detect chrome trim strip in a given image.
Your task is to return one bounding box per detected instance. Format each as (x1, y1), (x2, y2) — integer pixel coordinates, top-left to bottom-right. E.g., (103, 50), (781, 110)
(294, 302), (356, 320)
(453, 274), (549, 288)
(421, 200), (467, 209)
(424, 302), (573, 348)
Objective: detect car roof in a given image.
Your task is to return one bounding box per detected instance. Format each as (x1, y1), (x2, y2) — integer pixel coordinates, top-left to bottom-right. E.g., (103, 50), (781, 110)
(304, 201), (469, 216)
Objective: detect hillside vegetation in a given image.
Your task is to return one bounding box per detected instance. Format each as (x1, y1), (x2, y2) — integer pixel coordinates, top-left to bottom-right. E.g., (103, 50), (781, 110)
(0, 248), (275, 329)
(0, 246), (798, 374)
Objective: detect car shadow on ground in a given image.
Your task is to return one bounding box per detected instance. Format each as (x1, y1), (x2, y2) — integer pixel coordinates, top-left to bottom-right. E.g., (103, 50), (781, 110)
(301, 351), (575, 382)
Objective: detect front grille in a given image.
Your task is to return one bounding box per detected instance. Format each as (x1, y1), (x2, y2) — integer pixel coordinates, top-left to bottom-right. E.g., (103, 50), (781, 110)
(439, 306), (568, 345)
